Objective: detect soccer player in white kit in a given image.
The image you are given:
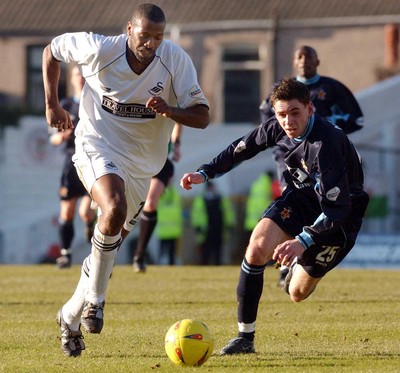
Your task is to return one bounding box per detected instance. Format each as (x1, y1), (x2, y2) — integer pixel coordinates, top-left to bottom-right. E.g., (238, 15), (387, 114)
(42, 3), (209, 357)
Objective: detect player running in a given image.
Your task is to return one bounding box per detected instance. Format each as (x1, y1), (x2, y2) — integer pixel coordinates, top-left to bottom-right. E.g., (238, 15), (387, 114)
(43, 3), (209, 357)
(260, 45), (364, 285)
(181, 78), (369, 356)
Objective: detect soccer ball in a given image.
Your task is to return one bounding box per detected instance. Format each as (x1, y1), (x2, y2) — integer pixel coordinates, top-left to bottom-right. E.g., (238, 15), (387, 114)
(165, 319), (214, 367)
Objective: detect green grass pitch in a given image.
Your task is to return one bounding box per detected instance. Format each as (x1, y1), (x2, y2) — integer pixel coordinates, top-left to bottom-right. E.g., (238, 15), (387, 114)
(1, 265), (400, 372)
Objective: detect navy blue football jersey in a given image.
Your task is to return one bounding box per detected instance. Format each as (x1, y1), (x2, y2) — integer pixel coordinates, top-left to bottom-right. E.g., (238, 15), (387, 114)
(197, 114), (368, 246)
(259, 75), (364, 134)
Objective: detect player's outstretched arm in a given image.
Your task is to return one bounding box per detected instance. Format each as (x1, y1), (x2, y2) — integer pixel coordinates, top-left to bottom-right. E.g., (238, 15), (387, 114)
(180, 172), (205, 190)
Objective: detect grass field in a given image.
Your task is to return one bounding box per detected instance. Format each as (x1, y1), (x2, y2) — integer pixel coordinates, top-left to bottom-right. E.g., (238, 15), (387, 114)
(1, 264), (400, 372)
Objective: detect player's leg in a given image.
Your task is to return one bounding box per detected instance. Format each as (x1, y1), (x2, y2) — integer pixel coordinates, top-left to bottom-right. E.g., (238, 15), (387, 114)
(79, 173), (125, 333)
(220, 217), (292, 355)
(78, 194), (97, 243)
(57, 197), (78, 268)
(133, 177), (163, 271)
(285, 226), (363, 302)
(133, 159), (173, 272)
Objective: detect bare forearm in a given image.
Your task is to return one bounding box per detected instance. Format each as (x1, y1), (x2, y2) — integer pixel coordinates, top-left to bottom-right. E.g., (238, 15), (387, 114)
(42, 44), (61, 108)
(169, 105), (209, 129)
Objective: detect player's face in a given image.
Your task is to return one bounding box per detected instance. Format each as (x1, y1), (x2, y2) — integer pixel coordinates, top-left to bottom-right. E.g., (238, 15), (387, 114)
(293, 48), (319, 79)
(127, 17), (165, 63)
(273, 99), (313, 138)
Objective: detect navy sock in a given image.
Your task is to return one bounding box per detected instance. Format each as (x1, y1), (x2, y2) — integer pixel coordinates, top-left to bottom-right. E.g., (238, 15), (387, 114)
(59, 220), (74, 250)
(134, 210), (157, 262)
(237, 258), (267, 341)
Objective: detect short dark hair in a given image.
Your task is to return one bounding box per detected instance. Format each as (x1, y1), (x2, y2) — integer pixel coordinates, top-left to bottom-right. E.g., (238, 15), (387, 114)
(270, 77), (310, 107)
(131, 3), (166, 24)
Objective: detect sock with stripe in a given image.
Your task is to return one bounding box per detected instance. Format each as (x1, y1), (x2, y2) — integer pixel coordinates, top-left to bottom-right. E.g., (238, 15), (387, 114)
(86, 224), (121, 305)
(62, 257), (91, 331)
(237, 257), (267, 342)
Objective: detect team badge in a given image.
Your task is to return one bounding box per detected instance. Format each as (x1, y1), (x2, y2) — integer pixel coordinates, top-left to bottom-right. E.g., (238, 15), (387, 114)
(148, 82), (164, 96)
(316, 89), (326, 100)
(280, 207), (292, 221)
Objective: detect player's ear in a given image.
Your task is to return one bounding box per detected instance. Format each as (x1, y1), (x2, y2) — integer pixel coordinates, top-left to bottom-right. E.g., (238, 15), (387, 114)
(127, 22), (132, 36)
(307, 102), (314, 116)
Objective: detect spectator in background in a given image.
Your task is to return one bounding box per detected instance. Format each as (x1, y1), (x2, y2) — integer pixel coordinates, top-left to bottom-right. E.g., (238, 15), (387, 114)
(49, 66), (96, 269)
(191, 181), (236, 265)
(260, 45), (364, 285)
(155, 183), (183, 265)
(244, 170), (280, 246)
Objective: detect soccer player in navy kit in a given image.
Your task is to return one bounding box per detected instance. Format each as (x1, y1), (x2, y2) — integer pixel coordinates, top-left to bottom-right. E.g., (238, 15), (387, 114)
(49, 66), (96, 269)
(260, 45), (364, 286)
(43, 4), (209, 357)
(181, 78), (369, 355)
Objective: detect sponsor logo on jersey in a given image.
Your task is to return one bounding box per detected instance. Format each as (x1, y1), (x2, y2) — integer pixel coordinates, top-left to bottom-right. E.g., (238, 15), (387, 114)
(148, 82), (164, 96)
(288, 167), (312, 189)
(234, 140), (246, 153)
(102, 96), (156, 118)
(189, 84), (202, 97)
(326, 186), (340, 201)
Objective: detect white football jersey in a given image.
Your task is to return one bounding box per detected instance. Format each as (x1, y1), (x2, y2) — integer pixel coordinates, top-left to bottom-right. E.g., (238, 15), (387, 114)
(51, 32), (209, 178)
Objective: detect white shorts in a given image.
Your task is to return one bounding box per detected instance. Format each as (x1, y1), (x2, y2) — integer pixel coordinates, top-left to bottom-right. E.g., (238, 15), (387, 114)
(72, 149), (151, 231)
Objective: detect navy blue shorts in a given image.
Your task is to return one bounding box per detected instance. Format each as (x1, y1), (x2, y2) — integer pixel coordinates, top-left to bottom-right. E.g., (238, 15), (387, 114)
(262, 188), (367, 278)
(59, 156), (88, 200)
(153, 158), (174, 186)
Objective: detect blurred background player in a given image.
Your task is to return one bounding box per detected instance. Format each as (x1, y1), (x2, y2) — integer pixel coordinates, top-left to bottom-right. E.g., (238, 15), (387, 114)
(191, 181), (236, 265)
(132, 123), (182, 272)
(259, 45), (364, 285)
(155, 182), (183, 265)
(49, 66), (96, 268)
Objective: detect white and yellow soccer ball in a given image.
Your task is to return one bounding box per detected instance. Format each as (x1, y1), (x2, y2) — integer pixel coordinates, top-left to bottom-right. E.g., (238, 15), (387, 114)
(165, 319), (214, 367)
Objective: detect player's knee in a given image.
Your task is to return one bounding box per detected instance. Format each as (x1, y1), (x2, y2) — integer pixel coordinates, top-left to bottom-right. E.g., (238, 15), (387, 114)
(288, 285), (315, 303)
(101, 201), (127, 231)
(245, 243), (269, 265)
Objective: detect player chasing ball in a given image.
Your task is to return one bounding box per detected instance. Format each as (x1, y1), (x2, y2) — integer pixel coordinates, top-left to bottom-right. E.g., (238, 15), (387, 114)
(43, 3), (209, 357)
(180, 78), (369, 355)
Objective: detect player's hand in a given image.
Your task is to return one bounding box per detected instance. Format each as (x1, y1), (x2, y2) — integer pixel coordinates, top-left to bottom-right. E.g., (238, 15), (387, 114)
(146, 96), (173, 118)
(46, 105), (74, 131)
(180, 172), (205, 190)
(272, 239), (305, 267)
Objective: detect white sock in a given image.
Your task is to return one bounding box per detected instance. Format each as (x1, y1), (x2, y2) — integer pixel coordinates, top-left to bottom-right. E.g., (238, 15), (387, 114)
(86, 224), (121, 305)
(62, 256), (91, 331)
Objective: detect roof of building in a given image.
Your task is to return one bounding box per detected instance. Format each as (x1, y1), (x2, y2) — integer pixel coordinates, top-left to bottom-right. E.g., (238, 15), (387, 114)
(2, 0), (400, 36)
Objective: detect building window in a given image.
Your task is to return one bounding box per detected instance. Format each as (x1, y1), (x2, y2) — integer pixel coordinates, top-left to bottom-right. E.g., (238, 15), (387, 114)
(26, 45), (66, 113)
(222, 45), (263, 124)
